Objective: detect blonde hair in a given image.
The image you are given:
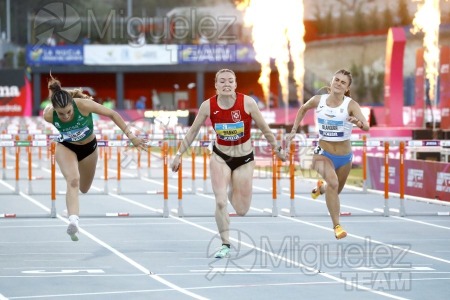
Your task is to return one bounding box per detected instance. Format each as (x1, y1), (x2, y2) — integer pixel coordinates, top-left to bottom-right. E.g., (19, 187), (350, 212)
(320, 69), (353, 97)
(215, 68), (236, 82)
(333, 69), (352, 97)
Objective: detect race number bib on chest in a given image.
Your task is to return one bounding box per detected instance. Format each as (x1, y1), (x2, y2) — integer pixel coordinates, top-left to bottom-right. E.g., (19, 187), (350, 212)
(215, 121), (245, 141)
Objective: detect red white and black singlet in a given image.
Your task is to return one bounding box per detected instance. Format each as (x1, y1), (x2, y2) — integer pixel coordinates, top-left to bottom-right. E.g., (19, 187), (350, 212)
(209, 92), (252, 146)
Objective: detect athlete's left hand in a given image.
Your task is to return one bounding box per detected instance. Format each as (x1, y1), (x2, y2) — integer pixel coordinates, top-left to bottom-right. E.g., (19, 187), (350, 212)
(347, 116), (360, 126)
(275, 147), (286, 162)
(130, 136), (148, 152)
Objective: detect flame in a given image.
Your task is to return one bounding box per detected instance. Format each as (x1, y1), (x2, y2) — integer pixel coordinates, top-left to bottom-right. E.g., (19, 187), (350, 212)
(238, 0), (305, 107)
(411, 0), (441, 102)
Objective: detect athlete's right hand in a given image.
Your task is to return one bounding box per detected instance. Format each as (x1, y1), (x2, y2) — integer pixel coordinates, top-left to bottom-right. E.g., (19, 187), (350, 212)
(286, 131), (296, 143)
(276, 148), (286, 162)
(171, 155), (181, 172)
(285, 132), (296, 155)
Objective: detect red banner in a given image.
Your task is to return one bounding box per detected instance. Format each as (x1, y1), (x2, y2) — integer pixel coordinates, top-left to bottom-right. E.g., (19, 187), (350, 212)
(440, 46), (450, 129)
(0, 70), (32, 117)
(367, 156), (450, 201)
(384, 27), (406, 126)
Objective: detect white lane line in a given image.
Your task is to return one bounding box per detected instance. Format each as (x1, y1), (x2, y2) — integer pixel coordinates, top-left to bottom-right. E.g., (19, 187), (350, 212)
(390, 215), (450, 231)
(111, 185), (448, 298)
(353, 267), (434, 271)
(7, 288), (176, 299)
(190, 268), (269, 273)
(0, 293), (8, 300)
(4, 168), (446, 299)
(172, 196), (407, 300)
(261, 201), (450, 266)
(253, 186), (271, 191)
(110, 191), (400, 300)
(130, 271), (450, 276)
(4, 282), (335, 299)
(0, 253), (91, 256)
(5, 277), (450, 299)
(0, 181), (51, 213)
(0, 274), (144, 279)
(0, 181), (207, 300)
(288, 192), (450, 231)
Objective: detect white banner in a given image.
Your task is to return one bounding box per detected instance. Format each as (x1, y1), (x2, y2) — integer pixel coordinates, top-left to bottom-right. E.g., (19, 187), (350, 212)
(84, 45), (178, 65)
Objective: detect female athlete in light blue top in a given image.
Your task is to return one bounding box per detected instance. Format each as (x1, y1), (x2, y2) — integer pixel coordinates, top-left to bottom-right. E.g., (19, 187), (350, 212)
(286, 69), (369, 240)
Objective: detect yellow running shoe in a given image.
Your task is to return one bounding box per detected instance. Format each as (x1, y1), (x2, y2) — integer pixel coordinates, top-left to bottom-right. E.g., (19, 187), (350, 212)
(311, 180), (324, 199)
(334, 224), (347, 240)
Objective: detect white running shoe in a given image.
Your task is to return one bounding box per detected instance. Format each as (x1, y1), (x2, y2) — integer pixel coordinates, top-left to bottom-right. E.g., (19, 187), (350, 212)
(214, 245), (230, 258)
(67, 223), (79, 241)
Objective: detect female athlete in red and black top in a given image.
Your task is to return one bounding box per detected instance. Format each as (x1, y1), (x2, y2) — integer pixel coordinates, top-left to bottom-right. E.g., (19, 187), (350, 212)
(171, 69), (285, 258)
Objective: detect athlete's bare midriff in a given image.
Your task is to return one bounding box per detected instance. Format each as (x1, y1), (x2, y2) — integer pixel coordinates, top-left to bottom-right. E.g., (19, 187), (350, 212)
(318, 139), (352, 155)
(66, 133), (96, 145)
(215, 139), (253, 157)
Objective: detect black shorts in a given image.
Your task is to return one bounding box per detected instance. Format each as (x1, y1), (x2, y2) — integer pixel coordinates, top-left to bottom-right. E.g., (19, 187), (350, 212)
(59, 138), (98, 162)
(212, 145), (254, 171)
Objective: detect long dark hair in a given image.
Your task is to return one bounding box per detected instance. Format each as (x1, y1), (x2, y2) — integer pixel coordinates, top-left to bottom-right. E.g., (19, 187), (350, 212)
(48, 75), (71, 108)
(47, 74), (93, 108)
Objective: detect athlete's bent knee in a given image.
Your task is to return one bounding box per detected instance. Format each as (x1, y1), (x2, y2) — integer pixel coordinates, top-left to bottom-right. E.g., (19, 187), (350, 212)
(327, 179), (339, 192)
(234, 207), (249, 216)
(216, 200), (227, 211)
(79, 186), (90, 194)
(69, 177), (80, 189)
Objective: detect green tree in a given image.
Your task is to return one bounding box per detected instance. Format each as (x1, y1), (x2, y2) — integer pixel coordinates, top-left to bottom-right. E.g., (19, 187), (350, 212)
(324, 7), (334, 35)
(397, 0), (411, 26)
(313, 4), (329, 36)
(337, 7), (350, 34)
(367, 6), (380, 32)
(368, 71), (384, 105)
(381, 6), (394, 30)
(350, 63), (367, 102)
(353, 3), (366, 33)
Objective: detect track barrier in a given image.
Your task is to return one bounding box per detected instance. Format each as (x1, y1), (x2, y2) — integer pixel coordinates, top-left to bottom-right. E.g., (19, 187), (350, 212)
(170, 139), (284, 218)
(1, 126), (449, 218)
(384, 141), (390, 216)
(378, 140), (450, 216)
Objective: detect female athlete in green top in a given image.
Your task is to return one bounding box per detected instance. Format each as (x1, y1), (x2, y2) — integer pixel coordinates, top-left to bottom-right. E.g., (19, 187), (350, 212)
(43, 75), (147, 241)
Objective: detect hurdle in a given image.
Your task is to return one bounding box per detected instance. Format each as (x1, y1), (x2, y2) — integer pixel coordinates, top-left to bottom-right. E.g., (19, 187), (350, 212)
(48, 140), (168, 218)
(50, 142), (56, 217)
(25, 135), (50, 194)
(0, 135), (24, 195)
(170, 142), (284, 218)
(379, 139), (450, 217)
(47, 139), (109, 196)
(0, 142), (57, 218)
(282, 138), (384, 218)
(288, 142), (296, 216)
(383, 141), (390, 216)
(114, 139), (149, 194)
(1, 133), (58, 193)
(113, 139), (177, 195)
(195, 138), (286, 195)
(362, 135), (368, 192)
(0, 133), (16, 188)
(173, 140), (197, 195)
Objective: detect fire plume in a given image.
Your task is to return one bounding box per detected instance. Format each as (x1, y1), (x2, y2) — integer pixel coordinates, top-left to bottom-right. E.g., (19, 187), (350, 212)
(238, 0), (305, 107)
(411, 0), (441, 103)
